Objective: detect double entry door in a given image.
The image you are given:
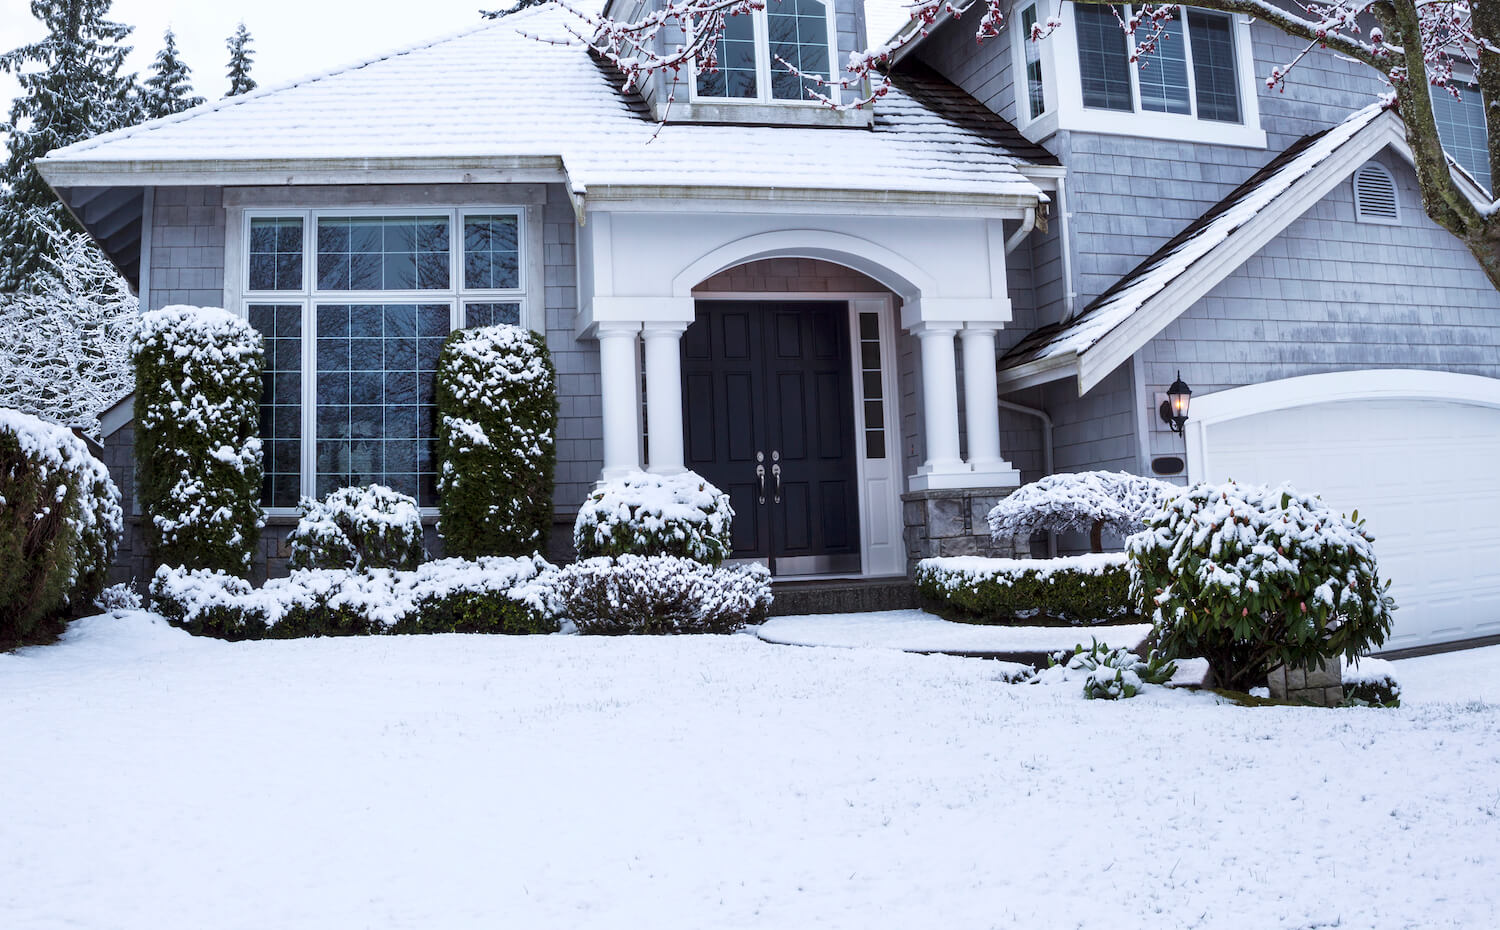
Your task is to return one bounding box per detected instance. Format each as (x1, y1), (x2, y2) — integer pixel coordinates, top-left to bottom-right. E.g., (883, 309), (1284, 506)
(681, 301), (862, 576)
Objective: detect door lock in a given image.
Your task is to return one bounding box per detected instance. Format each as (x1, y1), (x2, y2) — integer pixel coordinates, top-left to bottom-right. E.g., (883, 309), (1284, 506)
(771, 450), (782, 504)
(755, 451), (766, 505)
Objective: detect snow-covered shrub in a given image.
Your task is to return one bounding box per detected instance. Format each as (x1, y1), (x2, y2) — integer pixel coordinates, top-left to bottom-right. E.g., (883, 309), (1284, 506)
(149, 555), (554, 640)
(544, 555), (771, 635)
(133, 306), (264, 576)
(0, 219), (138, 440)
(0, 407), (122, 643)
(1342, 656), (1402, 708)
(988, 471), (1176, 553)
(1029, 639), (1177, 700)
(288, 484), (424, 572)
(435, 325), (557, 558)
(574, 470), (734, 566)
(1127, 481), (1395, 692)
(915, 553), (1135, 626)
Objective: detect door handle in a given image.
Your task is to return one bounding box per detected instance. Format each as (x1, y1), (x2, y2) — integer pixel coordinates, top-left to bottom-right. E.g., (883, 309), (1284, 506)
(771, 450), (782, 504)
(756, 452), (766, 505)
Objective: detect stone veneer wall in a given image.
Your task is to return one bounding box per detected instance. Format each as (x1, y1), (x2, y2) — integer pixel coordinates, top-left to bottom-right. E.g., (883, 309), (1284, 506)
(902, 487), (1026, 565)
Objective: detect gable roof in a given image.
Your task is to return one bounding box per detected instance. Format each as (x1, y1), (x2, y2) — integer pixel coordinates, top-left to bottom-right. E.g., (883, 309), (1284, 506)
(993, 103), (1482, 393)
(39, 4), (1046, 207)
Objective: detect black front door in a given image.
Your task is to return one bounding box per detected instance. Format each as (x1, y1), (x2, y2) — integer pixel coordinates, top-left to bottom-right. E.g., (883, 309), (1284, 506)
(681, 301), (861, 576)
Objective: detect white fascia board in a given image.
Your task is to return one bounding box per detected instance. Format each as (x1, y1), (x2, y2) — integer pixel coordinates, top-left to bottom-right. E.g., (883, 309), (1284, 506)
(1074, 114), (1410, 394)
(583, 185), (1047, 217)
(36, 155), (568, 189)
(994, 351), (1077, 391)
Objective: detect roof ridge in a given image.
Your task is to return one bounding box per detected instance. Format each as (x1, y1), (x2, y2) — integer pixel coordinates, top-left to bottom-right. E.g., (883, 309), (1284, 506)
(47, 7), (556, 158)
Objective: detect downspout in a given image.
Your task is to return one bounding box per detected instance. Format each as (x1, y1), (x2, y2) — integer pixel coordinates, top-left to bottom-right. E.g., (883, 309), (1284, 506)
(1004, 206), (1036, 254)
(996, 398), (1057, 558)
(1057, 174), (1077, 320)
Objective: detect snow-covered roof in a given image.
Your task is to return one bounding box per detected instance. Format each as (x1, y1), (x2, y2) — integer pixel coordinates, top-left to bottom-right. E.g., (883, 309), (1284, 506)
(39, 4), (1045, 204)
(997, 102), (1398, 390)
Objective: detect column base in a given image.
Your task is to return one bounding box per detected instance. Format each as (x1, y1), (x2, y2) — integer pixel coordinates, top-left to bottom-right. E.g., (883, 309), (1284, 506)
(902, 486), (1028, 565)
(907, 465), (1020, 492)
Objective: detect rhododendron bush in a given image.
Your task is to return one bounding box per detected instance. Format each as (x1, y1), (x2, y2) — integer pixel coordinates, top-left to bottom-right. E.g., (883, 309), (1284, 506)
(1127, 480), (1394, 691)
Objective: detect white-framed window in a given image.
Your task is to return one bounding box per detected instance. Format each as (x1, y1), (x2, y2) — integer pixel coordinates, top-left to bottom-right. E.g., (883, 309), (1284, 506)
(691, 0), (839, 104)
(1432, 81), (1491, 192)
(1012, 1), (1265, 148)
(238, 206), (532, 513)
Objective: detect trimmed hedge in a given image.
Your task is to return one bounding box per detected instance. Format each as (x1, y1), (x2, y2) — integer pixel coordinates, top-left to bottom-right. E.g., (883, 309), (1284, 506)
(547, 555), (772, 635)
(1342, 657), (1402, 707)
(915, 553), (1135, 626)
(133, 306), (264, 575)
(0, 407), (122, 644)
(289, 484), (424, 572)
(150, 555), (556, 640)
(574, 470), (734, 567)
(435, 325), (557, 558)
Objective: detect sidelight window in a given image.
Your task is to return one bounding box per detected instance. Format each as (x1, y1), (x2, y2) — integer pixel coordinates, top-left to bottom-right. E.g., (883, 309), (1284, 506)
(241, 207), (531, 511)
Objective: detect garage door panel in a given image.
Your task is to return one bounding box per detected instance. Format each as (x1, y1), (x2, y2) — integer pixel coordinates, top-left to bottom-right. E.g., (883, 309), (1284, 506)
(1204, 397), (1500, 649)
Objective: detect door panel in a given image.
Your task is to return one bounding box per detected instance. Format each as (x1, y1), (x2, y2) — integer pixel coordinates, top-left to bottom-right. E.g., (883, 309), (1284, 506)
(683, 301), (861, 575)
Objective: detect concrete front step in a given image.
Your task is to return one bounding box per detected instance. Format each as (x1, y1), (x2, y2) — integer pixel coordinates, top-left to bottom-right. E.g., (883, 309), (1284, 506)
(768, 576), (917, 617)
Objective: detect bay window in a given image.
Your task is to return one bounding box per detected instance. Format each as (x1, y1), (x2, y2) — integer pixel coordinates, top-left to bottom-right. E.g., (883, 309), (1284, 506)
(1076, 4), (1241, 123)
(240, 207), (531, 511)
(693, 0), (838, 103)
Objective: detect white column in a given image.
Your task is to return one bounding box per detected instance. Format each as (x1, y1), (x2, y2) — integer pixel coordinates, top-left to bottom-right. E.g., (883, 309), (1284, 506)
(960, 325), (1003, 470)
(596, 321), (642, 481)
(642, 322), (688, 474)
(912, 323), (965, 488)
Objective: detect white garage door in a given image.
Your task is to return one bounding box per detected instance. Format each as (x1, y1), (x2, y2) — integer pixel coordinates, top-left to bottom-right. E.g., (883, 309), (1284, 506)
(1198, 395), (1500, 650)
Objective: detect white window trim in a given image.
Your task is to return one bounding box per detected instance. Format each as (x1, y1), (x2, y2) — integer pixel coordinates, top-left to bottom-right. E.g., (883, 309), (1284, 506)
(687, 1), (841, 107)
(1011, 3), (1052, 122)
(1016, 0), (1266, 149)
(227, 204), (539, 516)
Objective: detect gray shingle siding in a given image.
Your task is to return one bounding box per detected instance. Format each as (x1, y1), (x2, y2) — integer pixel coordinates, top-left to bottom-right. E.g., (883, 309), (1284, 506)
(1140, 149), (1500, 461)
(147, 186), (225, 309)
(543, 184), (603, 517)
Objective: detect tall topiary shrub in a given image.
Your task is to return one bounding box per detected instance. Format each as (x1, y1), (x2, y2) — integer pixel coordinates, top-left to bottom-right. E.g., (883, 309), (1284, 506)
(435, 324), (557, 557)
(0, 407), (122, 644)
(1128, 481), (1395, 692)
(133, 306), (264, 575)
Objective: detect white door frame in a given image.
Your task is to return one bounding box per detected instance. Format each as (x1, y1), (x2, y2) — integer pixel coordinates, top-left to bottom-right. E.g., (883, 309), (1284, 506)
(1185, 369), (1500, 482)
(689, 290), (906, 578)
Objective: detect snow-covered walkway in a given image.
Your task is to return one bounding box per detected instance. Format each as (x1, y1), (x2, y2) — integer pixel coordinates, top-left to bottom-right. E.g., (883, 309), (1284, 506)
(759, 608), (1152, 656)
(2, 612), (1498, 929)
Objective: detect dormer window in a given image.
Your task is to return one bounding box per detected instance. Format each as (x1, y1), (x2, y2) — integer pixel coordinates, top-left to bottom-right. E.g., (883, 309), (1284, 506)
(1075, 4), (1240, 123)
(693, 0), (838, 103)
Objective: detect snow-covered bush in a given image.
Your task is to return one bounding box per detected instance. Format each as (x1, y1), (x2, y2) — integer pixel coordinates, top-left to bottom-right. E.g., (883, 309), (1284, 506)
(988, 471), (1176, 553)
(0, 407), (122, 643)
(288, 484), (424, 572)
(574, 470), (734, 566)
(915, 553), (1135, 626)
(435, 324), (556, 558)
(1030, 639), (1178, 700)
(0, 219), (137, 439)
(544, 555), (772, 635)
(1342, 656), (1402, 708)
(133, 306), (264, 576)
(1127, 481), (1395, 692)
(94, 582), (143, 613)
(150, 555), (555, 640)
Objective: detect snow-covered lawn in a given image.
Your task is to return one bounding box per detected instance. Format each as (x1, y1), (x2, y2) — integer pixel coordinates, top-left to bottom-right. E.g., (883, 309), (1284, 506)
(759, 608), (1152, 655)
(3, 614), (1499, 930)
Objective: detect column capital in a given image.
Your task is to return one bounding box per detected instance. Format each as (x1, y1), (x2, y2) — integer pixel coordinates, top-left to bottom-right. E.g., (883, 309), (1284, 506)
(641, 320), (691, 337)
(960, 321), (1003, 335)
(594, 320), (643, 338)
(908, 320), (963, 337)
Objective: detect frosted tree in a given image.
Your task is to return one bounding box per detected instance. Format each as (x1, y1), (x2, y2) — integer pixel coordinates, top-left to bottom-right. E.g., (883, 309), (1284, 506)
(142, 29), (204, 119)
(987, 471), (1175, 553)
(224, 22), (256, 97)
(0, 215), (138, 439)
(0, 0), (141, 292)
(576, 0), (1500, 291)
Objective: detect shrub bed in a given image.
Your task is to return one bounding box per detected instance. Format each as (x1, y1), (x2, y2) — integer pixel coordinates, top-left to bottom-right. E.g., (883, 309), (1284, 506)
(133, 306), (263, 575)
(574, 471), (734, 566)
(288, 484), (424, 571)
(546, 555), (772, 635)
(435, 324), (557, 557)
(0, 407), (122, 644)
(1128, 480), (1394, 692)
(150, 556), (556, 640)
(915, 553), (1135, 626)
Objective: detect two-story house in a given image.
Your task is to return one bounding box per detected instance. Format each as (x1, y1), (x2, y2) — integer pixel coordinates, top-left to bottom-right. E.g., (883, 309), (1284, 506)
(37, 0), (1500, 650)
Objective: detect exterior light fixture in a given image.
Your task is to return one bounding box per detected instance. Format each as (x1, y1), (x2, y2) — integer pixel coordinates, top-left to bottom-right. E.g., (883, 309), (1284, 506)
(1159, 371), (1192, 434)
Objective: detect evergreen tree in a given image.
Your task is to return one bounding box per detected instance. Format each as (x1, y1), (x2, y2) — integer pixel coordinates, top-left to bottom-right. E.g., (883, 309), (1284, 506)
(141, 29), (204, 120)
(0, 0), (140, 292)
(224, 22), (256, 97)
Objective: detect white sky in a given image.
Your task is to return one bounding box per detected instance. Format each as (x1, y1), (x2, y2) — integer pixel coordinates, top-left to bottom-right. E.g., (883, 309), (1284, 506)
(1, 0), (501, 127)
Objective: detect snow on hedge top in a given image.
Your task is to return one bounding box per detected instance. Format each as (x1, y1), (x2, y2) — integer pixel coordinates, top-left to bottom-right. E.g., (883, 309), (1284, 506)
(1003, 102), (1389, 367)
(574, 469), (734, 564)
(40, 5), (1042, 201)
(988, 470), (1175, 541)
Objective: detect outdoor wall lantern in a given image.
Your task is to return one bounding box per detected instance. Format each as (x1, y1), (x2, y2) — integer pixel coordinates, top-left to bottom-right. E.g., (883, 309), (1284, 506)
(1159, 372), (1193, 434)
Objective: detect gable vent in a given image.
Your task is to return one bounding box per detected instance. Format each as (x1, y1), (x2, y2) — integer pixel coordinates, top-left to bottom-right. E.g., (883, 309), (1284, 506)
(1354, 162), (1400, 224)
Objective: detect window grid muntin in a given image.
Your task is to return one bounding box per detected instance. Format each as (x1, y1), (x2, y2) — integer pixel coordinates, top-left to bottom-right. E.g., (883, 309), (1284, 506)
(857, 312), (885, 460)
(239, 206), (529, 512)
(690, 2), (839, 106)
(1135, 12), (1191, 115)
(248, 303), (304, 508)
(315, 214), (451, 291)
(464, 302), (523, 328)
(248, 217), (304, 292)
(1433, 82), (1491, 192)
(767, 0), (831, 101)
(696, 12), (759, 98)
